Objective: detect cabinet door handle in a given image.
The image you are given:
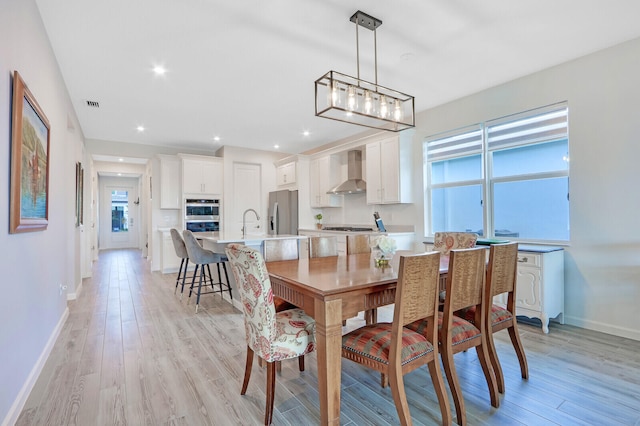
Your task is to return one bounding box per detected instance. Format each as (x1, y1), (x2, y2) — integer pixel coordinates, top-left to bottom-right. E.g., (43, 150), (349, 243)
(518, 257), (528, 263)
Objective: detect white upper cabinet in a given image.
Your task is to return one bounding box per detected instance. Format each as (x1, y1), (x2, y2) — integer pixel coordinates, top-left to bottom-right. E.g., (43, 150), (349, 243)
(179, 154), (223, 196)
(158, 155), (181, 209)
(310, 155), (342, 208)
(365, 135), (412, 204)
(276, 161), (297, 187)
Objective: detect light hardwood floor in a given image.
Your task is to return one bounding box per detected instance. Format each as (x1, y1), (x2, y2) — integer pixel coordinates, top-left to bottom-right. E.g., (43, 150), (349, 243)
(17, 249), (640, 425)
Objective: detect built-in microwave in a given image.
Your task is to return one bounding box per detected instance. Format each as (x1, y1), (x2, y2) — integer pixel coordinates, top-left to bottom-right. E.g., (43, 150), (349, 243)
(185, 198), (220, 220)
(185, 199), (220, 232)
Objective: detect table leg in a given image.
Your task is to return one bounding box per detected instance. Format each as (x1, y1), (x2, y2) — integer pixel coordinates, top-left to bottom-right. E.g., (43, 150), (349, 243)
(315, 298), (343, 425)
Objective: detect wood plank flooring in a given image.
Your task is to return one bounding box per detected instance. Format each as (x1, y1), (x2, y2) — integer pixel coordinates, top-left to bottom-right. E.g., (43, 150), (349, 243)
(16, 249), (640, 425)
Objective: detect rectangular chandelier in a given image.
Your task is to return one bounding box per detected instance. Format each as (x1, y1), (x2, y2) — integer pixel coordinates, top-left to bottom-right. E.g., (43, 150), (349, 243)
(315, 70), (415, 132)
(314, 11), (415, 132)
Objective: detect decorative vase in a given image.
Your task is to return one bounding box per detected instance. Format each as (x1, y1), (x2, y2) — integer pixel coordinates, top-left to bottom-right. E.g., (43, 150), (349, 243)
(374, 250), (392, 267)
(316, 223), (322, 229)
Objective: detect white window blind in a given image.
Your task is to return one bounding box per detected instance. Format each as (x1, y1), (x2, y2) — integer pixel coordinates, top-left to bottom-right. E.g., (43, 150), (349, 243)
(426, 126), (482, 162)
(487, 104), (568, 151)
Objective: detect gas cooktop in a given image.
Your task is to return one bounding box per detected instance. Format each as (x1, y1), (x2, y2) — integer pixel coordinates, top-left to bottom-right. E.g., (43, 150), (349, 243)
(322, 226), (374, 232)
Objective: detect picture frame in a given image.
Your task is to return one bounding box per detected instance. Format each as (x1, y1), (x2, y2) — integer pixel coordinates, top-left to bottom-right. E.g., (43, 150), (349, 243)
(10, 71), (51, 233)
(75, 162), (84, 227)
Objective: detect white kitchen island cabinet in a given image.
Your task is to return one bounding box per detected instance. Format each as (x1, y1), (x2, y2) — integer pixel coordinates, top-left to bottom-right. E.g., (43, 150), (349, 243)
(309, 155), (342, 208)
(365, 135), (412, 205)
(179, 154), (223, 196)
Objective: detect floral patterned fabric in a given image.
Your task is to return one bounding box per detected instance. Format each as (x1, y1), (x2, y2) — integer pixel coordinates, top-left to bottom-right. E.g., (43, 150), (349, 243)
(342, 323), (434, 365)
(407, 312), (481, 346)
(433, 232), (478, 255)
(225, 244), (316, 363)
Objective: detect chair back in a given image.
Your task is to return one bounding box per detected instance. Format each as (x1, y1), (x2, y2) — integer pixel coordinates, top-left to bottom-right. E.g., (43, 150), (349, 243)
(309, 236), (338, 258)
(182, 230), (220, 265)
(346, 234), (371, 255)
(225, 244), (278, 358)
(263, 238), (299, 262)
(394, 252), (441, 327)
(487, 242), (519, 297)
(433, 232), (478, 255)
(444, 247), (486, 313)
(170, 228), (188, 259)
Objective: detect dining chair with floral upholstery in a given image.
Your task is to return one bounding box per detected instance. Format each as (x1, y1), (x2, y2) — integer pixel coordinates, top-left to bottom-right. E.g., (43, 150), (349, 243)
(342, 252), (451, 426)
(225, 243), (316, 426)
(433, 232), (478, 255)
(408, 247), (499, 426)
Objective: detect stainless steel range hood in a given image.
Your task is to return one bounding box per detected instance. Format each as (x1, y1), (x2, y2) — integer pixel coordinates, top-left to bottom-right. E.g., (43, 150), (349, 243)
(327, 150), (366, 194)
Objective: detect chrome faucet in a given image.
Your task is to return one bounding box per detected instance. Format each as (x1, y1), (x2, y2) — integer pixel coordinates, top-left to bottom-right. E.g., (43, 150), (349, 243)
(242, 208), (260, 238)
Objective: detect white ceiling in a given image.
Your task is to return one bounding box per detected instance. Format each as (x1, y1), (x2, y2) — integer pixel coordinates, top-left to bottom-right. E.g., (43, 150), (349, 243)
(35, 0), (640, 156)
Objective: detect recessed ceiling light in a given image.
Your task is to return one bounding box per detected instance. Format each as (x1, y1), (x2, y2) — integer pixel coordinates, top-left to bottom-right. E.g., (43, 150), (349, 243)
(152, 65), (167, 76)
(302, 130), (310, 137)
(117, 173), (122, 176)
(136, 125), (145, 132)
(118, 158), (124, 162)
(213, 136), (221, 142)
(274, 144), (280, 149)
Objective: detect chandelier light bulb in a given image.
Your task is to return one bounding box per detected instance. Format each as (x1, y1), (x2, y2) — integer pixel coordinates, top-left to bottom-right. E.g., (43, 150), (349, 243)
(329, 81), (341, 107)
(379, 94), (389, 119)
(363, 90), (374, 115)
(346, 85), (358, 111)
(393, 99), (403, 121)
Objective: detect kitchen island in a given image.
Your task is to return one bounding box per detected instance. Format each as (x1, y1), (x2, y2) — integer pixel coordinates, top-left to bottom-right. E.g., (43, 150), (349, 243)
(195, 231), (307, 255)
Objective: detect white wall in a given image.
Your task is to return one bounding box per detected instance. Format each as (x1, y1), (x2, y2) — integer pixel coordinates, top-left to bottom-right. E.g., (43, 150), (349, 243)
(0, 0), (85, 423)
(407, 37), (640, 340)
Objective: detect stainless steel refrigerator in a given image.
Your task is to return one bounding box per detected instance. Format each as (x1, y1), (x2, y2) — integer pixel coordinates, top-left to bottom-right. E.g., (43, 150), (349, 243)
(268, 190), (298, 235)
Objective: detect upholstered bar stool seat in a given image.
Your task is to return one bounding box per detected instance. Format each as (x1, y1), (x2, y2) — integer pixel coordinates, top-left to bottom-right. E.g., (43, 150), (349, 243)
(170, 228), (192, 294)
(182, 230), (232, 313)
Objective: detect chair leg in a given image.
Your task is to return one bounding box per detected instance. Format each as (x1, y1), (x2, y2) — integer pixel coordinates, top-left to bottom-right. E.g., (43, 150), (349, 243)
(441, 344), (465, 426)
(507, 323), (529, 380)
(486, 327), (505, 394)
(475, 343), (500, 408)
(222, 262), (232, 300)
(195, 267), (204, 313)
(180, 259), (190, 295)
(276, 361), (281, 373)
(427, 359), (452, 426)
(241, 346), (254, 395)
(186, 265), (199, 300)
(216, 263), (223, 293)
(388, 364), (411, 426)
(265, 361), (277, 426)
(175, 258), (185, 293)
(380, 373), (389, 388)
(298, 355), (304, 372)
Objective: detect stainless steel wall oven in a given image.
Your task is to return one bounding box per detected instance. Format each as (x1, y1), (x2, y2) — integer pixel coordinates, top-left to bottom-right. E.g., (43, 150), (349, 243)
(185, 198), (220, 232)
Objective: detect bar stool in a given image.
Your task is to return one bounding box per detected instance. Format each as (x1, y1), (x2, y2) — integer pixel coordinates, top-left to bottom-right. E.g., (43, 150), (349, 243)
(170, 228), (191, 294)
(182, 230), (233, 313)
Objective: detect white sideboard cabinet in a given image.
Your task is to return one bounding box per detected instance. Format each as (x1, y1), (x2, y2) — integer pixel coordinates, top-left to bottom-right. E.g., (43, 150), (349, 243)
(423, 242), (564, 333)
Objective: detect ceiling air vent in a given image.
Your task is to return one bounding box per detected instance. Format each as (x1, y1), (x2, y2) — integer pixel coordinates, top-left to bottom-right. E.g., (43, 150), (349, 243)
(86, 100), (100, 108)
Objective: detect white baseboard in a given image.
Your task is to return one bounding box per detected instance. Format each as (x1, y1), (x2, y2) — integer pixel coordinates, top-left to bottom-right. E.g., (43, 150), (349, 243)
(67, 279), (83, 301)
(564, 315), (640, 341)
(2, 307), (69, 426)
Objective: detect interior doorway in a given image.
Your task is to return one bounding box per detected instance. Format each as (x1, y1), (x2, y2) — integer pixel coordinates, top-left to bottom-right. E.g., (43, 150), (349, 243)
(98, 176), (140, 250)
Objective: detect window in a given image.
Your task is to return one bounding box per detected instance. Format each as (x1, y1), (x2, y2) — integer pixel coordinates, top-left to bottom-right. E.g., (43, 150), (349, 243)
(424, 103), (569, 243)
(111, 190), (129, 232)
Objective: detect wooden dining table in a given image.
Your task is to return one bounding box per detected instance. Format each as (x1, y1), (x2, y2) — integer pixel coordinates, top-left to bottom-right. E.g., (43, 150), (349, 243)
(266, 251), (449, 425)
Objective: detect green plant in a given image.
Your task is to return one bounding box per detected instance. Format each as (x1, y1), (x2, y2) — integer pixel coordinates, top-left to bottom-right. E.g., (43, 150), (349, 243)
(315, 213), (323, 222)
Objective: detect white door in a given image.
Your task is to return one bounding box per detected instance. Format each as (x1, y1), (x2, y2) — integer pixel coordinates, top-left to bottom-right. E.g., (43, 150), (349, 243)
(232, 163), (262, 234)
(99, 176), (140, 250)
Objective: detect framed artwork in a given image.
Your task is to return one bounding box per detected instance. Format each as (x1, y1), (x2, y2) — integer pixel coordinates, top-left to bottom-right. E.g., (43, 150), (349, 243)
(10, 71), (51, 234)
(75, 162), (84, 227)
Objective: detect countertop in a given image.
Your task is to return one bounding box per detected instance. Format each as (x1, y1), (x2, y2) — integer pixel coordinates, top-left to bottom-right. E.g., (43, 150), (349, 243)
(195, 232), (307, 244)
